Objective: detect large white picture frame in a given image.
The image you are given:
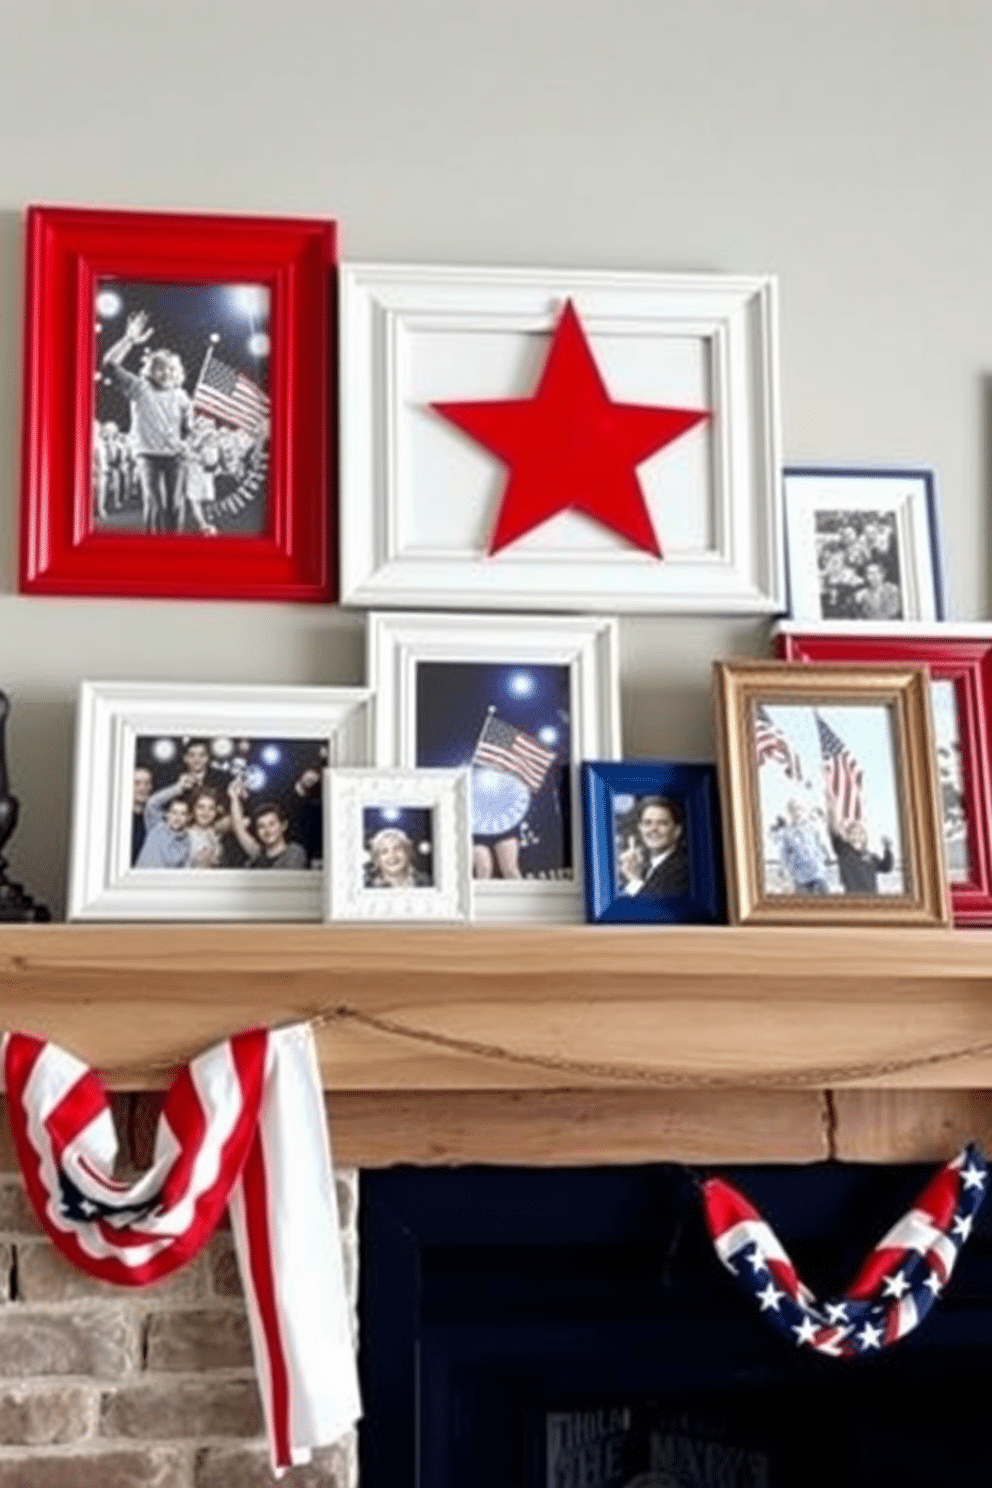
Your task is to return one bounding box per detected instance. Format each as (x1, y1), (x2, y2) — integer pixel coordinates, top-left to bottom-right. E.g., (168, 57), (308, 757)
(368, 610), (621, 922)
(68, 681), (371, 922)
(340, 261), (783, 614)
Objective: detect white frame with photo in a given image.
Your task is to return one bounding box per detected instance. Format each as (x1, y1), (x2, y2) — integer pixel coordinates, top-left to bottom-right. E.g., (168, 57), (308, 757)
(340, 262), (783, 615)
(68, 681), (372, 922)
(369, 610), (621, 922)
(324, 767), (473, 923)
(783, 467), (944, 623)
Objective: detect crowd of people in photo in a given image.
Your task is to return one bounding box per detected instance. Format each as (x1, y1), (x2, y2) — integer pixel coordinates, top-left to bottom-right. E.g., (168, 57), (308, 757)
(814, 509), (904, 620)
(94, 310), (268, 536)
(94, 415), (266, 535)
(131, 739), (322, 872)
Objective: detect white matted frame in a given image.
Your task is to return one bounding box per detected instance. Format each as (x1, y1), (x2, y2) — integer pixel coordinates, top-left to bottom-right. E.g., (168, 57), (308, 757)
(783, 467), (944, 623)
(324, 767), (472, 923)
(68, 681), (371, 922)
(369, 610), (621, 922)
(341, 262), (783, 614)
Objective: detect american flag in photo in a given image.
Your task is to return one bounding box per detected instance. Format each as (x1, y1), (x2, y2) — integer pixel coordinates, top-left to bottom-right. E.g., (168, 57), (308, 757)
(753, 703), (804, 781)
(193, 353), (270, 433)
(2, 1026), (359, 1472)
(816, 712), (864, 825)
(472, 712), (557, 792)
(703, 1143), (987, 1359)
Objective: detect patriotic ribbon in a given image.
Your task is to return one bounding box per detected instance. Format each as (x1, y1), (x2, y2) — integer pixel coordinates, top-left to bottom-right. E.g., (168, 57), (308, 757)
(2, 1024), (360, 1475)
(702, 1143), (987, 1358)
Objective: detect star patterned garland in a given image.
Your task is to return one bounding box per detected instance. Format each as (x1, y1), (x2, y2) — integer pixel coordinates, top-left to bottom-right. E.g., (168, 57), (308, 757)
(703, 1142), (987, 1358)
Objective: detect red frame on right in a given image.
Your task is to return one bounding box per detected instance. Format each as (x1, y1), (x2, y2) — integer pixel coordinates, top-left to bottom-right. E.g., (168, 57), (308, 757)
(774, 623), (992, 926)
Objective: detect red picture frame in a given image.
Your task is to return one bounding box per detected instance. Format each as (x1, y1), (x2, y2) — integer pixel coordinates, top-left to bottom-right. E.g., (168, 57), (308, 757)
(20, 205), (337, 602)
(775, 623), (992, 925)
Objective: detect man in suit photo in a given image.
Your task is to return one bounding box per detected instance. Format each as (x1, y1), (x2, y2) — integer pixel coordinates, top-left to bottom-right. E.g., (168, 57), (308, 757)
(617, 794), (690, 899)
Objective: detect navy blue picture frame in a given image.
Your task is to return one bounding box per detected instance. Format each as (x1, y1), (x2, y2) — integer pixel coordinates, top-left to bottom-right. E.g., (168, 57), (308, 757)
(580, 761), (725, 924)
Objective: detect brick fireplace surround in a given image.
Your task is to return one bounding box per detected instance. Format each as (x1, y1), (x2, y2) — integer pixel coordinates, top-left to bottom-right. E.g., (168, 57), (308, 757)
(0, 920), (989, 1486)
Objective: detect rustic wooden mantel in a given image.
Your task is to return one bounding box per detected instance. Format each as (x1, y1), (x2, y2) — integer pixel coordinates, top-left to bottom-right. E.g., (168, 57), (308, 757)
(1, 922), (990, 1168)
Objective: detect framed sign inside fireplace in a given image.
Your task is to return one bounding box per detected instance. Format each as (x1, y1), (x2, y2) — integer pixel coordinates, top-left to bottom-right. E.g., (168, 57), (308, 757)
(359, 1161), (992, 1488)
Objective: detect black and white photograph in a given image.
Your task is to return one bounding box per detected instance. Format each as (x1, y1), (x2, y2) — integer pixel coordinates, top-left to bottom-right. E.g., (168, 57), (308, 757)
(930, 679), (970, 885)
(813, 509), (903, 620)
(782, 468), (944, 623)
(415, 661), (571, 882)
(362, 807), (435, 889)
(753, 702), (907, 897)
(131, 733), (324, 872)
(93, 278), (271, 538)
(612, 793), (690, 899)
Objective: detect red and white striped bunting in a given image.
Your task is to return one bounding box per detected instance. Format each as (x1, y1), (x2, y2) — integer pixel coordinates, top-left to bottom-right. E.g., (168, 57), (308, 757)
(3, 1024), (360, 1475)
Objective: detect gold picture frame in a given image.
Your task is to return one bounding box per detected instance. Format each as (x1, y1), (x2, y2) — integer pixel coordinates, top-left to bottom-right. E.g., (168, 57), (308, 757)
(713, 659), (950, 926)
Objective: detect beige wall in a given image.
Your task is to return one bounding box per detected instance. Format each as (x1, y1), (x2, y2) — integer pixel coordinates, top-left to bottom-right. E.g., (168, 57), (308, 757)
(0, 0), (988, 914)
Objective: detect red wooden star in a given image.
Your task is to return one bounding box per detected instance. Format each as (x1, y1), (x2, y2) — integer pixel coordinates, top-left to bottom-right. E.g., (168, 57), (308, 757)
(432, 299), (710, 557)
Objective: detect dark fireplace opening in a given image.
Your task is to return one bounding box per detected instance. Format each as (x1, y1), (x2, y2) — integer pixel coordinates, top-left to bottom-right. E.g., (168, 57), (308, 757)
(359, 1162), (992, 1487)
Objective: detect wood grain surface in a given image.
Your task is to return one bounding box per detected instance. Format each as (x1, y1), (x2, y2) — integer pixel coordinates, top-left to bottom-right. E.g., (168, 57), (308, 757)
(0, 923), (988, 1095)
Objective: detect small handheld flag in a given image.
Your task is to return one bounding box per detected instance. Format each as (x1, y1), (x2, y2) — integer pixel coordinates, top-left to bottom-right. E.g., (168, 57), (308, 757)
(193, 353), (270, 433)
(472, 711), (556, 793)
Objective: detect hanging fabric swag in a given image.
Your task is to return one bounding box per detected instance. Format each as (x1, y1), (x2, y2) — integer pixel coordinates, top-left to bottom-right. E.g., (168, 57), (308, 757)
(703, 1142), (988, 1358)
(2, 1023), (360, 1477)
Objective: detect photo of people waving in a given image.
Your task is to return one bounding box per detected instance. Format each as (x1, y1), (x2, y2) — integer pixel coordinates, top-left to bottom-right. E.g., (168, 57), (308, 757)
(131, 734), (324, 872)
(754, 702), (906, 897)
(93, 278), (271, 539)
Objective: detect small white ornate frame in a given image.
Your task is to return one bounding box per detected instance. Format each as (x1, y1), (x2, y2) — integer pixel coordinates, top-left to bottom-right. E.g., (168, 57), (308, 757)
(68, 680), (371, 922)
(368, 610), (621, 923)
(324, 767), (472, 923)
(340, 262), (783, 614)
